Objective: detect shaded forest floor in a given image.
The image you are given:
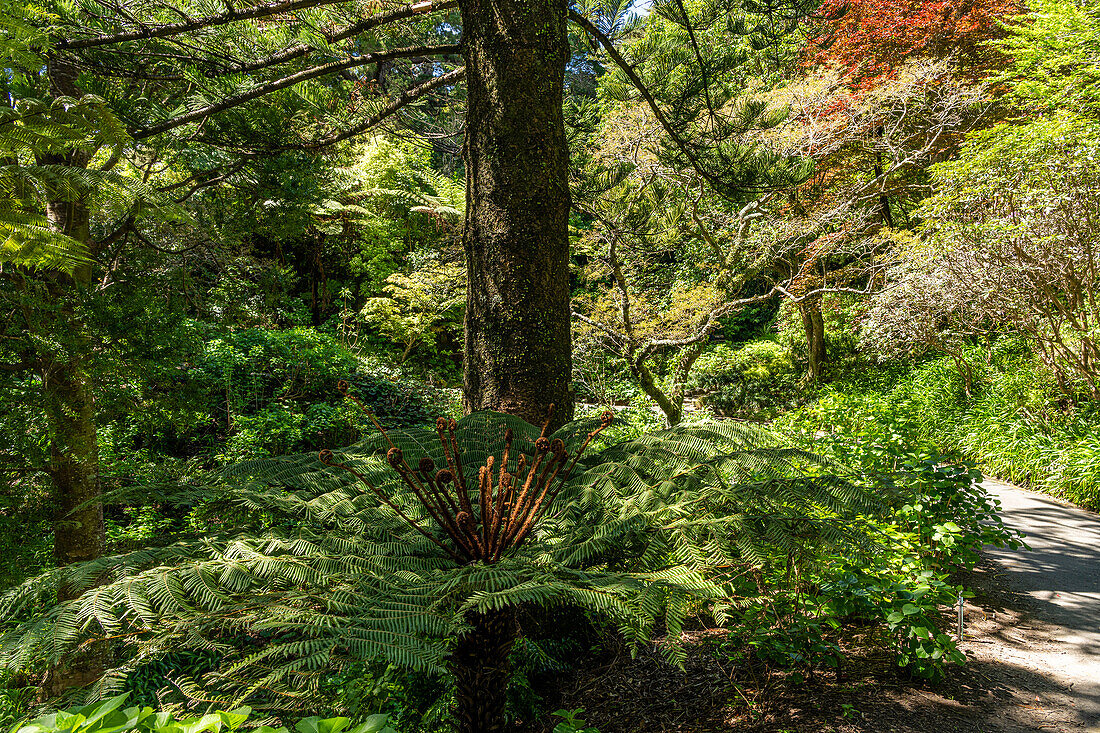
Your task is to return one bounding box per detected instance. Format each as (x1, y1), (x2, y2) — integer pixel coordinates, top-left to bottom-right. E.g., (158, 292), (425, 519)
(532, 558), (1093, 733)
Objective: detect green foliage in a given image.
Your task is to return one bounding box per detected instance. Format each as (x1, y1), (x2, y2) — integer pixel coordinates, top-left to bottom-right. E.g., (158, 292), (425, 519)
(787, 347), (1100, 509)
(0, 413), (874, 714)
(693, 341), (800, 419)
(769, 379), (1025, 679)
(193, 328), (435, 459)
(360, 256), (464, 368)
(551, 709), (600, 733)
(10, 695), (398, 733)
(0, 90), (133, 271)
(0, 669), (35, 731)
(324, 662), (450, 733)
(123, 652), (219, 708)
(993, 0), (1100, 115)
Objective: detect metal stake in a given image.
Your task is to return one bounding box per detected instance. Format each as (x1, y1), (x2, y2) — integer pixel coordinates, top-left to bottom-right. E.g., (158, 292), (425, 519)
(957, 590), (965, 641)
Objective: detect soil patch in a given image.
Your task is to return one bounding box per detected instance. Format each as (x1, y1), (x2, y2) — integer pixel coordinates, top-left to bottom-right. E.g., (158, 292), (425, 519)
(530, 559), (1088, 732)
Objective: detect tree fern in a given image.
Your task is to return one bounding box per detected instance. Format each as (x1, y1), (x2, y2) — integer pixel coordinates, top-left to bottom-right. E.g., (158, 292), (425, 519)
(0, 401), (879, 726)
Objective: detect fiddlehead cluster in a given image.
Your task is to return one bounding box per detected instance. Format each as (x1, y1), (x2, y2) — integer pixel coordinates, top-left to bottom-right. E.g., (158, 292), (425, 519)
(322, 381), (614, 563)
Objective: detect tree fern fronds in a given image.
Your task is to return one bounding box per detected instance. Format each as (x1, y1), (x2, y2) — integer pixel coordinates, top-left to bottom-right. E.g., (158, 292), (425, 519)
(2, 409), (883, 710)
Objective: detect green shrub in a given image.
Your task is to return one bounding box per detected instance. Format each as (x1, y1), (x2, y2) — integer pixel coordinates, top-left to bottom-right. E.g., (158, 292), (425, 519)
(693, 340), (801, 419)
(193, 329), (437, 460)
(773, 392), (1024, 679)
(776, 343), (1100, 510)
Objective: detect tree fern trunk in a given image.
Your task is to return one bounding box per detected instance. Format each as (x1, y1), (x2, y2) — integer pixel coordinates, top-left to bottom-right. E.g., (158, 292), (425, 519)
(459, 0), (573, 430)
(450, 610), (517, 733)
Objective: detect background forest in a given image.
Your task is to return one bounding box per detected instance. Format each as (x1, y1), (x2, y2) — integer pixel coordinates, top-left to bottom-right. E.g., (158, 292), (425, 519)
(0, 0), (1094, 729)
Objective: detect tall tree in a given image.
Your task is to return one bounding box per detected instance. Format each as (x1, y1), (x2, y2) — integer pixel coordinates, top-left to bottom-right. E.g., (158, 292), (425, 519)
(460, 0), (574, 428)
(4, 0), (824, 698)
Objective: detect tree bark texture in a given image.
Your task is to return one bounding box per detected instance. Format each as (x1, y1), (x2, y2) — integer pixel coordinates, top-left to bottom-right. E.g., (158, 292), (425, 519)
(33, 57), (107, 696)
(798, 295), (828, 382)
(41, 357), (105, 580)
(460, 0), (574, 430)
(450, 610), (518, 733)
(38, 59), (104, 588)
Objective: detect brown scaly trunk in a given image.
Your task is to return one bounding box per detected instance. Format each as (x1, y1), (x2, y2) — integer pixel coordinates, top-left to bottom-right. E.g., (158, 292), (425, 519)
(450, 610), (518, 733)
(459, 0), (573, 430)
(798, 295), (827, 382)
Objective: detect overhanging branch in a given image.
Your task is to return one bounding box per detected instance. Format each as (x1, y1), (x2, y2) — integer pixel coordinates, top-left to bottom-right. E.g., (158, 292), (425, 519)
(218, 0), (459, 76)
(131, 44), (461, 139)
(568, 9), (727, 197)
(56, 0), (351, 50)
(305, 67), (465, 149)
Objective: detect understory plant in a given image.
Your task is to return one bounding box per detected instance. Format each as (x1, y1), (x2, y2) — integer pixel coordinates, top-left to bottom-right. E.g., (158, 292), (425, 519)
(9, 694), (399, 733)
(773, 388), (1025, 679)
(0, 390), (875, 732)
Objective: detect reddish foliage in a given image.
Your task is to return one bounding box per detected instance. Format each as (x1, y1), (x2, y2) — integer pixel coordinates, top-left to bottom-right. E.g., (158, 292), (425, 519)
(807, 0), (1020, 86)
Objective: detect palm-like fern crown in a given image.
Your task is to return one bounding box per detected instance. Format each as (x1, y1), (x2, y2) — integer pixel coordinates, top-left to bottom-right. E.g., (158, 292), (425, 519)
(0, 392), (874, 712)
(322, 383), (614, 564)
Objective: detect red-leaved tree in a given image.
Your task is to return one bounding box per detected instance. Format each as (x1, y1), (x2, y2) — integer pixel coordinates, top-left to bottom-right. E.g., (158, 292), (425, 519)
(808, 0), (1019, 87)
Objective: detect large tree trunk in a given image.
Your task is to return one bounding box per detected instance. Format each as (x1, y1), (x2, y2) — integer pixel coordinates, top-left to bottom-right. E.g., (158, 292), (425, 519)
(460, 0), (573, 430)
(39, 59), (104, 587)
(798, 295), (828, 382)
(35, 57), (107, 695)
(450, 610), (518, 733)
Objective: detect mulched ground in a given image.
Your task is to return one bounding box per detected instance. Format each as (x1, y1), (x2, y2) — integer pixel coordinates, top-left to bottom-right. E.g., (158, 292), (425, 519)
(526, 560), (1084, 733)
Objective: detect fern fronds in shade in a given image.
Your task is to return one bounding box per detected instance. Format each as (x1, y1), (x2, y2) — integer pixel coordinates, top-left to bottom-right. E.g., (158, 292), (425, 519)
(0, 401), (879, 714)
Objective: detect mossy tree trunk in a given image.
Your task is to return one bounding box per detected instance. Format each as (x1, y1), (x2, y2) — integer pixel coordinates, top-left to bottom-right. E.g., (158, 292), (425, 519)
(459, 0), (573, 431)
(38, 58), (105, 593)
(798, 294), (828, 382)
(453, 1), (570, 726)
(36, 58), (106, 695)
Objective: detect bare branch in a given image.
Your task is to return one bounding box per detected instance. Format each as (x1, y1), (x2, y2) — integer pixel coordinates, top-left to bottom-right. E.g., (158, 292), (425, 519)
(571, 310), (627, 347)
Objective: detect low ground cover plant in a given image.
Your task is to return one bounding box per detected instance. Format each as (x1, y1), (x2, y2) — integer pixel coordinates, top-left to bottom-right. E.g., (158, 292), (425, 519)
(9, 695), (400, 733)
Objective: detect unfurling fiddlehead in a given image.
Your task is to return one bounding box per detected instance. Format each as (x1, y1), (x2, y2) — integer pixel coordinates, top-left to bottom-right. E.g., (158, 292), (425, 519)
(321, 387), (614, 564)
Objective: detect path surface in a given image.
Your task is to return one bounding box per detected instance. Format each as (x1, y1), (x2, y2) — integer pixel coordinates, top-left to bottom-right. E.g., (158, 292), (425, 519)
(975, 480), (1100, 731)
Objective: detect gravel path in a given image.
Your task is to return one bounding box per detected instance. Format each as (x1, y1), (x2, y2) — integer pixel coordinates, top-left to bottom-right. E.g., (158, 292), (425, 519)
(975, 480), (1100, 731)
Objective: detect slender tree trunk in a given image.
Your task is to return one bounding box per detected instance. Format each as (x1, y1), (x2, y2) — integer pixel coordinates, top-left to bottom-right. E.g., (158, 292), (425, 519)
(39, 59), (104, 585)
(35, 197), (108, 699)
(41, 355), (104, 579)
(632, 358), (682, 426)
(873, 127), (894, 228)
(450, 610), (518, 733)
(798, 295), (827, 382)
(459, 0), (573, 430)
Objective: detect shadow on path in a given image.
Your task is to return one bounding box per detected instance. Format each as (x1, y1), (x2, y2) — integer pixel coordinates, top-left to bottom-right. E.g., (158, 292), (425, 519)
(978, 480), (1100, 730)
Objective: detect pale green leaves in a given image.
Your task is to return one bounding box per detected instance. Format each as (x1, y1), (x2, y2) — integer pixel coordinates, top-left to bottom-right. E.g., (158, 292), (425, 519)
(11, 695), (399, 733)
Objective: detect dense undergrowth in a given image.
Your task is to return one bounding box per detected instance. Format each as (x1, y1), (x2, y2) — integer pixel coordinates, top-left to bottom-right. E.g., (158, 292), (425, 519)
(0, 392), (1021, 733)
(775, 341), (1100, 511)
(0, 297), (1069, 732)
